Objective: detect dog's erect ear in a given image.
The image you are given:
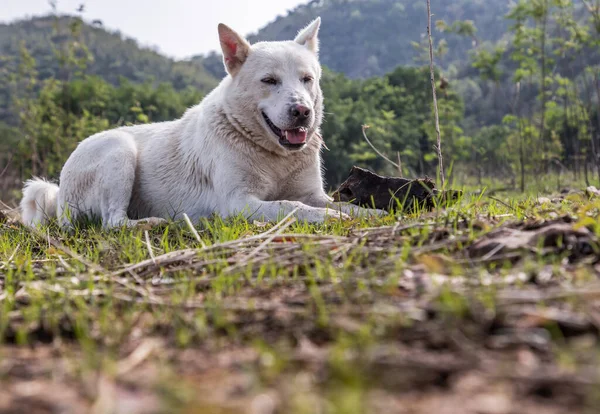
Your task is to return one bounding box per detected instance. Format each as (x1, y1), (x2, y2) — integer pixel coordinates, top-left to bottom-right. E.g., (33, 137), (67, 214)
(218, 23), (251, 76)
(294, 17), (321, 54)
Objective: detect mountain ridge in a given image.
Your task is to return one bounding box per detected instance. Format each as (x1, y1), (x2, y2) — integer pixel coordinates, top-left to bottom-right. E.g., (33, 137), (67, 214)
(193, 0), (511, 80)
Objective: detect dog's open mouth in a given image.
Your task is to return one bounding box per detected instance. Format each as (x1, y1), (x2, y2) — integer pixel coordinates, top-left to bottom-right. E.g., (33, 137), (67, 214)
(262, 112), (307, 150)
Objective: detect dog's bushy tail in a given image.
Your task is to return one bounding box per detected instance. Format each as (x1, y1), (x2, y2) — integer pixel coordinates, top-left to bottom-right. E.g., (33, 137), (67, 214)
(20, 178), (59, 227)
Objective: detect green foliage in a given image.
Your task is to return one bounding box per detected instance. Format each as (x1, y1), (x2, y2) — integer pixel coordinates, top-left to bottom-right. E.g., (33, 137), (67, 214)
(0, 15), (218, 124)
(471, 46), (505, 82)
(320, 66), (465, 186)
(9, 73), (203, 180)
(436, 19), (478, 39)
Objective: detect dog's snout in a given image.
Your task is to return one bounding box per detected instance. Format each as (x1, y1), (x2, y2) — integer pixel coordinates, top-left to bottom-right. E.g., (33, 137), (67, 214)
(289, 104), (311, 120)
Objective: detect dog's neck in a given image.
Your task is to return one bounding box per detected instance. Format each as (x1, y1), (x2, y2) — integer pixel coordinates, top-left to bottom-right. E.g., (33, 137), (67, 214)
(222, 110), (279, 154)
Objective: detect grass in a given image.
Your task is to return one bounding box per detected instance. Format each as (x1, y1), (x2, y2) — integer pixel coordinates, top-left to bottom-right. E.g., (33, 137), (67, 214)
(0, 187), (599, 413)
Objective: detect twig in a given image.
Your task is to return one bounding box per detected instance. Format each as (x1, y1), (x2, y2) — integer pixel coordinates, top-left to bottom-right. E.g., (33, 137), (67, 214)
(497, 285), (600, 304)
(488, 195), (526, 219)
(221, 215), (298, 275)
(356, 221), (439, 236)
(426, 0), (445, 187)
(243, 216), (297, 260)
(26, 225), (106, 275)
(361, 125), (399, 169)
(259, 207), (299, 237)
(490, 371), (598, 387)
(0, 199), (15, 212)
(23, 225), (157, 302)
(57, 255), (74, 271)
(480, 243), (505, 262)
(0, 244), (20, 270)
(112, 231), (345, 277)
(144, 230), (156, 265)
(396, 151), (403, 177)
(116, 338), (162, 377)
(0, 155), (12, 178)
(183, 213), (206, 248)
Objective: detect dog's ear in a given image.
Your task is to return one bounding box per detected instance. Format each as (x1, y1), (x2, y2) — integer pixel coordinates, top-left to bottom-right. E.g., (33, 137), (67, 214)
(218, 24), (251, 76)
(294, 17), (321, 55)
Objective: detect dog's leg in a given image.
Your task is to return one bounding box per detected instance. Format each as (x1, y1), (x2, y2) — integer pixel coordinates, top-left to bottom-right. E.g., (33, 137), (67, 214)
(91, 139), (167, 229)
(100, 172), (167, 229)
(57, 132), (168, 230)
(227, 197), (350, 223)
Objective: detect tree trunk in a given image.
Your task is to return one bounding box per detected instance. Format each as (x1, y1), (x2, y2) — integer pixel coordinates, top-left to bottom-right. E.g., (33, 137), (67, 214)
(538, 1), (549, 167)
(519, 120), (525, 193)
(595, 74), (600, 183)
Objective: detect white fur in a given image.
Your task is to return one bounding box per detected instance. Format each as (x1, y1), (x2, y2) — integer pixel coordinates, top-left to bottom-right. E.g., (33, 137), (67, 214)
(21, 178), (59, 226)
(21, 18), (382, 229)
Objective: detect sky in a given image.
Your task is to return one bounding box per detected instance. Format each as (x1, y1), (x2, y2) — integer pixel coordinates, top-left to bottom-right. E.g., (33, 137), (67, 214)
(1, 0), (307, 59)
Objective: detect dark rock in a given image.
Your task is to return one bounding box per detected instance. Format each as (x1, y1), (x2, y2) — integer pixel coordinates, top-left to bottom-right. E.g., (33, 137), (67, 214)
(332, 166), (461, 212)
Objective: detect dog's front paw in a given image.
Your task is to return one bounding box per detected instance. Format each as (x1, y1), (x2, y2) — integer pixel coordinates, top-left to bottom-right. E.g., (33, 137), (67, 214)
(325, 210), (352, 222)
(294, 208), (351, 223)
(361, 207), (387, 217)
(133, 217), (168, 229)
(328, 202), (387, 218)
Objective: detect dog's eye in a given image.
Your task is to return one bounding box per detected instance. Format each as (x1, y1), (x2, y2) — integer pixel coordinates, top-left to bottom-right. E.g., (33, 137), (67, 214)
(302, 76), (313, 83)
(261, 77), (278, 85)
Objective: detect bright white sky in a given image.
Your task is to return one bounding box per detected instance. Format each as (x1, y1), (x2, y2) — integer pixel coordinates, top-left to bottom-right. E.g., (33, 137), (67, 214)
(1, 0), (307, 58)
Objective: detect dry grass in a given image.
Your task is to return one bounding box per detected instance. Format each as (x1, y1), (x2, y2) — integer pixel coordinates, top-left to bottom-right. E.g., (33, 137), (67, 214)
(0, 189), (599, 413)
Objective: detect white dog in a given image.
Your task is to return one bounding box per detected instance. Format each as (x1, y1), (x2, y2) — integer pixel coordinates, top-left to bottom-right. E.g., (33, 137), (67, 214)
(21, 18), (381, 228)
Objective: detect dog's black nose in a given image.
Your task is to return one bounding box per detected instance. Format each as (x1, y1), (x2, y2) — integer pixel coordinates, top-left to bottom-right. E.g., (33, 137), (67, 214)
(290, 104), (311, 120)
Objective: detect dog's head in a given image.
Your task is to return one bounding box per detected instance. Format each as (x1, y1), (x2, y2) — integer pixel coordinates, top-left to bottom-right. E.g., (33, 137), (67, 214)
(218, 18), (323, 154)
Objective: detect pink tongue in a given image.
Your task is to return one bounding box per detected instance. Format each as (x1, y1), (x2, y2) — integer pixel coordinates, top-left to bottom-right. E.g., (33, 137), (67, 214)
(284, 129), (307, 144)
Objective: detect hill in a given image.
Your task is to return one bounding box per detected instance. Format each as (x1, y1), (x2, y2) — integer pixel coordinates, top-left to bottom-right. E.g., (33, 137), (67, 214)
(0, 15), (219, 121)
(194, 0), (511, 80)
